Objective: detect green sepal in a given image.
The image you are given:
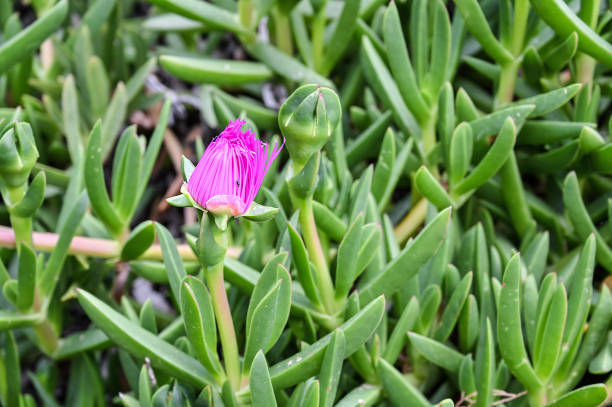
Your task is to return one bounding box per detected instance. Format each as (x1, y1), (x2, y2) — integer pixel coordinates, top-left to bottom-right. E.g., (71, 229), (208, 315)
(289, 152), (320, 200)
(242, 201), (279, 222)
(167, 194), (191, 207)
(182, 155), (195, 183)
(197, 212), (227, 267)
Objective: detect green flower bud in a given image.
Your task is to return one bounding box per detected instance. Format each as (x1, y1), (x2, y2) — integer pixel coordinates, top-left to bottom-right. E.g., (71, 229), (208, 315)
(0, 123), (38, 188)
(278, 84), (341, 169)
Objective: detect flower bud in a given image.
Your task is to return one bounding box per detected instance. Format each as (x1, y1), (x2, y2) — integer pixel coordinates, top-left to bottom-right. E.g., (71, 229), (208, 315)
(278, 84), (341, 168)
(186, 119), (282, 217)
(0, 123), (39, 188)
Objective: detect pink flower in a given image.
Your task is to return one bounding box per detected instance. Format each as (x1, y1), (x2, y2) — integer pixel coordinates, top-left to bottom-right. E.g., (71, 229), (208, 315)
(187, 119), (283, 216)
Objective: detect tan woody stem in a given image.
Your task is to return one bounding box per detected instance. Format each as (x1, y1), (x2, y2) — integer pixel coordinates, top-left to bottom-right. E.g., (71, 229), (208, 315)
(0, 226), (240, 260)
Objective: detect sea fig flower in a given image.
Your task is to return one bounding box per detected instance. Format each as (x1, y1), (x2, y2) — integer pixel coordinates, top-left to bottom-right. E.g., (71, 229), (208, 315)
(187, 119), (283, 216)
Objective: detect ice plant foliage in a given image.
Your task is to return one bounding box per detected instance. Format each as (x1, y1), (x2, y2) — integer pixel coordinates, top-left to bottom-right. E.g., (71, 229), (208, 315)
(4, 1), (612, 406)
(187, 119), (282, 216)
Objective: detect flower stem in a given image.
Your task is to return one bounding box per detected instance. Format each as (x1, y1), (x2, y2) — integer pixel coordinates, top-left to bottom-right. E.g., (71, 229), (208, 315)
(298, 198), (336, 314)
(201, 215), (241, 390)
(206, 260), (241, 390)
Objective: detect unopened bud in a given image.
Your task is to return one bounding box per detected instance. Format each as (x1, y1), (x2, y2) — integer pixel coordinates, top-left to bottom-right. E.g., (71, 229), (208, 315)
(0, 123), (38, 188)
(278, 84), (341, 168)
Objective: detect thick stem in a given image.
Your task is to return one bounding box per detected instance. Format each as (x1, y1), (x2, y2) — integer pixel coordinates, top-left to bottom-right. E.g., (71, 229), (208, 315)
(576, 54), (596, 85)
(206, 260), (241, 390)
(6, 186), (58, 353)
(421, 112), (437, 165)
(574, 0), (597, 86)
(394, 198), (428, 245)
(238, 0), (253, 29)
(32, 294), (59, 354)
(511, 0), (529, 55)
(527, 386), (547, 407)
(298, 198), (336, 313)
(0, 226), (241, 261)
(9, 215), (32, 247)
(7, 185), (32, 247)
(311, 2), (327, 73)
(201, 217), (241, 390)
(496, 0), (528, 107)
(494, 6), (534, 237)
(272, 6), (293, 55)
(496, 62), (519, 107)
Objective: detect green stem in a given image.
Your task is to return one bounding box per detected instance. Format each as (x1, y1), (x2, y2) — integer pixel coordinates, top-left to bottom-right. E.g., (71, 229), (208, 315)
(496, 62), (519, 107)
(494, 0), (534, 238)
(511, 0), (530, 55)
(394, 198), (427, 245)
(574, 0), (598, 85)
(200, 216), (241, 390)
(420, 112), (437, 171)
(576, 53), (596, 84)
(297, 198), (336, 314)
(9, 214), (32, 247)
(312, 1), (327, 73)
(238, 0), (253, 30)
(6, 185), (58, 353)
(272, 6), (293, 55)
(32, 294), (59, 354)
(527, 386), (548, 407)
(496, 0), (528, 107)
(206, 260), (241, 390)
(7, 185), (32, 247)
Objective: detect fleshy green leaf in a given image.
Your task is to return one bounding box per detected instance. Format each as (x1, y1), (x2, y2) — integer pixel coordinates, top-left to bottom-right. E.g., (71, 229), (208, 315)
(77, 289), (215, 388)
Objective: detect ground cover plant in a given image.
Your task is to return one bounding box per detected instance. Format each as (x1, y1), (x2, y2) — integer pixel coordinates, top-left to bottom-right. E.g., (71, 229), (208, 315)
(1, 0), (612, 406)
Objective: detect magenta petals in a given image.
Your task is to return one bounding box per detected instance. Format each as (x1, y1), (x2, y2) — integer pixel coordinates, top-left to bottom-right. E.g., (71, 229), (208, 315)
(187, 119), (283, 216)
